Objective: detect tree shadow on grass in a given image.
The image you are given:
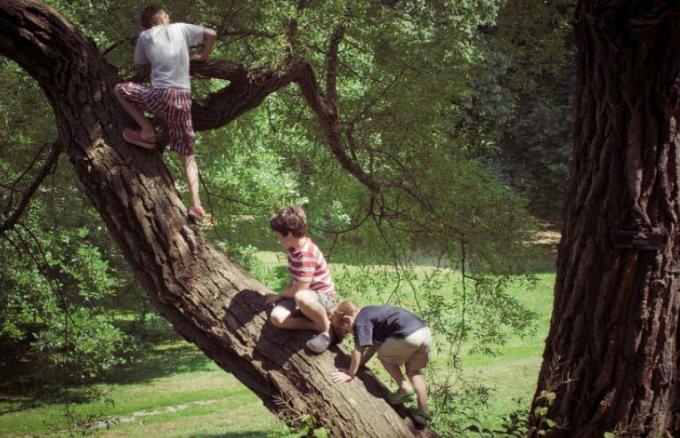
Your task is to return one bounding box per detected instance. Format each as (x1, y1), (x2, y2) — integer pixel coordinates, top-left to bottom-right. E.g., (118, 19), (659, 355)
(0, 340), (215, 411)
(105, 340), (215, 384)
(0, 384), (106, 415)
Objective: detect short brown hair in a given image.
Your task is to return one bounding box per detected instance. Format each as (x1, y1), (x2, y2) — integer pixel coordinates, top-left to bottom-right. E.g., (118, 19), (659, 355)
(141, 5), (166, 29)
(270, 205), (308, 237)
(334, 300), (360, 318)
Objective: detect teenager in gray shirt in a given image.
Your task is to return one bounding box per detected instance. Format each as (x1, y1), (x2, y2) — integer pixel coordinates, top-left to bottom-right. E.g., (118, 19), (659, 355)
(114, 5), (216, 220)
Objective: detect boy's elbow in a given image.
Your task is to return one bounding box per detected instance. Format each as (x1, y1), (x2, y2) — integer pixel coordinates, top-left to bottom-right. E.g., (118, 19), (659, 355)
(204, 28), (217, 39)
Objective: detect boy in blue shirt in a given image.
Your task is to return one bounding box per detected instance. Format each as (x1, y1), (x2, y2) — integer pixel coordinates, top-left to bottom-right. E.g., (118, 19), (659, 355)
(330, 300), (432, 424)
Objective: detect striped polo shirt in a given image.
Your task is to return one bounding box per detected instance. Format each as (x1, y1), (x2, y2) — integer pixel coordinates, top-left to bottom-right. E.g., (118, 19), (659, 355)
(287, 238), (335, 297)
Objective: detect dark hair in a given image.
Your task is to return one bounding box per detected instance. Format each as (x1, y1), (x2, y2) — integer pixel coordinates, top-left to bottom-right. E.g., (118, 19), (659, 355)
(141, 5), (165, 29)
(270, 206), (308, 237)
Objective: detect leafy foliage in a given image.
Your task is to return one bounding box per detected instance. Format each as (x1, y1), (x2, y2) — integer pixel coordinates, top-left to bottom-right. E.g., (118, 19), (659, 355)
(1, 0), (573, 435)
(486, 0), (575, 215)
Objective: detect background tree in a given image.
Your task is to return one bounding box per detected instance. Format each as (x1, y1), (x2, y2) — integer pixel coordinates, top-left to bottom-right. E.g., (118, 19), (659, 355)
(490, 0), (574, 217)
(530, 1), (680, 436)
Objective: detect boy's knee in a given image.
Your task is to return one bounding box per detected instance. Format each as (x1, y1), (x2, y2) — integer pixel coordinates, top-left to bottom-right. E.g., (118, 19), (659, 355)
(294, 290), (316, 307)
(114, 82), (126, 96)
(378, 356), (394, 367)
(270, 313), (284, 327)
(270, 309), (288, 327)
(406, 367), (423, 378)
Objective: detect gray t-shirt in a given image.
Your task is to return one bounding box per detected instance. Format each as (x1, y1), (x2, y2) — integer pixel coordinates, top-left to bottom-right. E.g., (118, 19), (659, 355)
(134, 23), (204, 91)
(353, 305), (427, 348)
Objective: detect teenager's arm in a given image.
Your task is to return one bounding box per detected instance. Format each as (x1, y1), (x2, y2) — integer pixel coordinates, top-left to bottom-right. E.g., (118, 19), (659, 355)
(133, 37), (148, 65)
(191, 28), (217, 61)
(135, 64), (151, 81)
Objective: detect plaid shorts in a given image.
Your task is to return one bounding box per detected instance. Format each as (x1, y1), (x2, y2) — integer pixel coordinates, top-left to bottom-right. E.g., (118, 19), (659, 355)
(115, 82), (195, 155)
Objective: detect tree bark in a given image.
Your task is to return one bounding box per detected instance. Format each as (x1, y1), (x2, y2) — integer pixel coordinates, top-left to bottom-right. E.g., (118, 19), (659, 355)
(0, 1), (429, 436)
(531, 1), (680, 436)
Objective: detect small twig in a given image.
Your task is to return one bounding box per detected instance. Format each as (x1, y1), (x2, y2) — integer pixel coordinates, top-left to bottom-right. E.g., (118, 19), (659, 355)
(0, 142), (63, 235)
(101, 37), (133, 56)
(347, 69), (406, 125)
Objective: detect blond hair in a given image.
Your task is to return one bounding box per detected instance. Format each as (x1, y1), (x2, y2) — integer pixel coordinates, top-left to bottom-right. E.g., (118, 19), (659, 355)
(334, 300), (360, 318)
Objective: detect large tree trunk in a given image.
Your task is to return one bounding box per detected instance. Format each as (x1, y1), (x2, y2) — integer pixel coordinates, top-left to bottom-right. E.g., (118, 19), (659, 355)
(0, 1), (429, 436)
(530, 1), (680, 436)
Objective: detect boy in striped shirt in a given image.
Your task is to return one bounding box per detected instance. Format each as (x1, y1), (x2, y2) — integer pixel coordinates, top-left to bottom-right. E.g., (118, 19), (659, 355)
(268, 206), (336, 353)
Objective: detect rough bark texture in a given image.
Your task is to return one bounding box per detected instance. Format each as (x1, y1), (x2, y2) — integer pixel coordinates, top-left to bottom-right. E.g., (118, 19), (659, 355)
(0, 1), (428, 436)
(530, 1), (680, 437)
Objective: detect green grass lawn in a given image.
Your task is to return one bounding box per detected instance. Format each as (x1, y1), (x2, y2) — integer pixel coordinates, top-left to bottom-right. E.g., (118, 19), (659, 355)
(0, 253), (555, 437)
(459, 273), (554, 427)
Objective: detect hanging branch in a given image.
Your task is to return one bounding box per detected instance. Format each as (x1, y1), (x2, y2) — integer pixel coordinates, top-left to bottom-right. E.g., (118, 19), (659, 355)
(0, 141), (62, 235)
(295, 62), (382, 193)
(325, 21), (346, 103)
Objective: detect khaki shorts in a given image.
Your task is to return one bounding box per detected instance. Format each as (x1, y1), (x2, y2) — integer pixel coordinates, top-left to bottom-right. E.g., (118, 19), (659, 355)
(377, 327), (432, 372)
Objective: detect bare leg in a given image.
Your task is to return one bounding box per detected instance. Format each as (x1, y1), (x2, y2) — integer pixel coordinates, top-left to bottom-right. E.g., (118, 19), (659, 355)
(380, 358), (412, 393)
(114, 88), (155, 138)
(270, 306), (319, 331)
(407, 370), (428, 413)
(295, 290), (330, 334)
(181, 154), (202, 210)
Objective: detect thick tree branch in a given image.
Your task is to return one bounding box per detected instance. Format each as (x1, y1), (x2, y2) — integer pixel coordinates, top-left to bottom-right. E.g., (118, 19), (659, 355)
(187, 59), (383, 194)
(189, 60), (298, 131)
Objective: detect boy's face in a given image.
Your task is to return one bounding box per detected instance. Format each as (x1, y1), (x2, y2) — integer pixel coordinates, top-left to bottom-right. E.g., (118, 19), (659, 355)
(274, 231), (295, 249)
(159, 10), (170, 25)
(331, 312), (354, 337)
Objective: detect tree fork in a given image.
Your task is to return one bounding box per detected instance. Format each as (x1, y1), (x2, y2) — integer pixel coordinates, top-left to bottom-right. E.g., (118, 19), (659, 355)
(530, 1), (680, 436)
(0, 1), (431, 436)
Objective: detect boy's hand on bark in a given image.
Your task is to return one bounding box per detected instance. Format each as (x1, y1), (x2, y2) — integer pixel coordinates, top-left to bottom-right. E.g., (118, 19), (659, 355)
(264, 293), (282, 306)
(331, 370), (353, 384)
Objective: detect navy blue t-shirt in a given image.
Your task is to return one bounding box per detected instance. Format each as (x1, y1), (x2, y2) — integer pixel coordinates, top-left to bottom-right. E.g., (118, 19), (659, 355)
(353, 305), (427, 348)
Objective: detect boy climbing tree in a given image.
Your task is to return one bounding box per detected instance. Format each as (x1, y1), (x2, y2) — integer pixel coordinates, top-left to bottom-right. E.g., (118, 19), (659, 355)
(330, 300), (432, 426)
(114, 5), (217, 220)
(268, 206), (338, 354)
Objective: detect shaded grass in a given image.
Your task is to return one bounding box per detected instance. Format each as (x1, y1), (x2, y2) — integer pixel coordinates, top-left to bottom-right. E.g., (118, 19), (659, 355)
(0, 342), (275, 436)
